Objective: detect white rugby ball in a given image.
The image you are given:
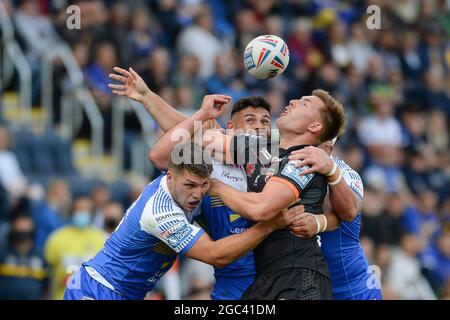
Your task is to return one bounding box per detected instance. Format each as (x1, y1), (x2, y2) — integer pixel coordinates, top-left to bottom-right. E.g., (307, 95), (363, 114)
(243, 35), (290, 80)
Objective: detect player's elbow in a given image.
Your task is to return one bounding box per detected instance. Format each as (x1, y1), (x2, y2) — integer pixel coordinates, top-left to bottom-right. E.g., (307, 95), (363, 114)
(209, 251), (229, 269)
(337, 208), (359, 222)
(148, 149), (168, 170)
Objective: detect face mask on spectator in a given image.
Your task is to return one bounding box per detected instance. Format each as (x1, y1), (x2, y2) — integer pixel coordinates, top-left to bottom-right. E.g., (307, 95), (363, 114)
(72, 212), (91, 228)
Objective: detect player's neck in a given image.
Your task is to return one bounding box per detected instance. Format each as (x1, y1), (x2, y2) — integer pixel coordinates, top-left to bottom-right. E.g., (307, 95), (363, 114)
(279, 131), (316, 149)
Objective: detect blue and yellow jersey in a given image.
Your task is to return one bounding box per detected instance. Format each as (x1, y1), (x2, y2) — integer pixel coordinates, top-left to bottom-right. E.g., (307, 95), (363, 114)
(0, 247), (48, 299)
(194, 162), (256, 299)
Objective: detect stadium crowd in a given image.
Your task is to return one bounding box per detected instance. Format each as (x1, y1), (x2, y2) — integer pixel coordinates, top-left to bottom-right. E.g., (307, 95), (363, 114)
(0, 0), (449, 299)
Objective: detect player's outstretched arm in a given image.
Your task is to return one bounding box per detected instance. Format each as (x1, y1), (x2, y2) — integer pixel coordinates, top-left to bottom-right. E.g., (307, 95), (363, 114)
(289, 146), (361, 221)
(209, 178), (297, 221)
(109, 67), (187, 132)
(148, 94), (231, 169)
(185, 206), (304, 268)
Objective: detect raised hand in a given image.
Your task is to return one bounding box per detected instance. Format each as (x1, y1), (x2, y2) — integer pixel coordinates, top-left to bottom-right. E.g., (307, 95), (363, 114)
(288, 146), (334, 176)
(198, 94), (231, 121)
(108, 67), (151, 103)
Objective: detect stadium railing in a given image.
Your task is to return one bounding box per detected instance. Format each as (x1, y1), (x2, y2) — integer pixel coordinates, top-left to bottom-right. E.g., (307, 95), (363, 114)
(112, 97), (157, 178)
(0, 1), (32, 122)
(42, 44), (104, 162)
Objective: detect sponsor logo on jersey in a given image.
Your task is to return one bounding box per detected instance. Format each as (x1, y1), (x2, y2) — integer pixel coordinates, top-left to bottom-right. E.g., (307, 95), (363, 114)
(351, 179), (364, 198)
(161, 221), (193, 248)
(221, 170), (244, 183)
(281, 162), (314, 189)
(155, 212), (178, 223)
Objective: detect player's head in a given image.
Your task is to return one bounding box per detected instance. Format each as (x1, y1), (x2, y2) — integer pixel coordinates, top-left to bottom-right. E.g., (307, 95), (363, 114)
(276, 89), (346, 144)
(167, 143), (213, 212)
(227, 96), (271, 137)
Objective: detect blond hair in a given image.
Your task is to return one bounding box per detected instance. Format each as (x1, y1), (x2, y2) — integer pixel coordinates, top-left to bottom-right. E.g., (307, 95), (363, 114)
(312, 89), (346, 142)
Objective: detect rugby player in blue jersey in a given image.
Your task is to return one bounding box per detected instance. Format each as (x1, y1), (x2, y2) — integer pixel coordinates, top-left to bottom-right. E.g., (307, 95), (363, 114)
(63, 144), (303, 298)
(286, 140), (383, 299)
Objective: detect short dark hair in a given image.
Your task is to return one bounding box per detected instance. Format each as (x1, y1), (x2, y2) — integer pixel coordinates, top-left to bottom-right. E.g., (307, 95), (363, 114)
(312, 89), (346, 143)
(230, 96), (271, 117)
(168, 142), (212, 179)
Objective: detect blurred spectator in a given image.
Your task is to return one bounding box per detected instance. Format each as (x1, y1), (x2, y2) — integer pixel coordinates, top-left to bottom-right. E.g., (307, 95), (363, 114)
(32, 179), (70, 253)
(327, 19), (351, 68)
(421, 230), (450, 297)
(0, 214), (48, 299)
(84, 41), (119, 150)
(172, 54), (204, 108)
(206, 49), (249, 103)
(287, 18), (325, 70)
(234, 8), (262, 52)
(13, 0), (61, 59)
(177, 5), (225, 79)
(128, 7), (161, 63)
(103, 202), (124, 235)
(175, 86), (197, 116)
(91, 183), (111, 230)
(348, 23), (374, 73)
(0, 126), (28, 203)
(386, 233), (437, 299)
(399, 31), (425, 85)
(421, 67), (450, 116)
(358, 85), (405, 192)
(402, 191), (441, 242)
(426, 109), (449, 154)
(141, 47), (171, 93)
(44, 197), (105, 300)
(13, 0), (62, 103)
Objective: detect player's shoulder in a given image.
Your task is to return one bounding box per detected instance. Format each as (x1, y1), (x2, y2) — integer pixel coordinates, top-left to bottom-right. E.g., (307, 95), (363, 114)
(333, 156), (361, 177)
(332, 156), (364, 198)
(278, 159), (317, 189)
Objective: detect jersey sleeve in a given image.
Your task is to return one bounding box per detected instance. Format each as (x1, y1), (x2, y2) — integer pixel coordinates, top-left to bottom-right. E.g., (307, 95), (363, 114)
(271, 160), (315, 199)
(229, 133), (269, 165)
(341, 165), (364, 199)
(139, 202), (204, 255)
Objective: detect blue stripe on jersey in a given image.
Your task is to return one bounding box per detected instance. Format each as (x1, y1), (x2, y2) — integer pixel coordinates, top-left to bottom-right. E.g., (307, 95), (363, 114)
(83, 174), (202, 300)
(180, 231), (204, 255)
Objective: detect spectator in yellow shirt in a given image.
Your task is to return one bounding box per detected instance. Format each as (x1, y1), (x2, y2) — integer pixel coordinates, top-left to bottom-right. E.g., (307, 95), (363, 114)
(44, 196), (106, 300)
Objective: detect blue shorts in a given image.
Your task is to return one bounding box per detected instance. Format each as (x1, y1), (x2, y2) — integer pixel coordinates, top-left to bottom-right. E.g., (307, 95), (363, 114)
(211, 275), (254, 300)
(64, 267), (126, 300)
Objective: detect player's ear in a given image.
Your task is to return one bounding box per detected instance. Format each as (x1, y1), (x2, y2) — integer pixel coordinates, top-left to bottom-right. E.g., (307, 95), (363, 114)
(226, 121), (234, 129)
(308, 121), (322, 134)
(166, 171), (174, 186)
